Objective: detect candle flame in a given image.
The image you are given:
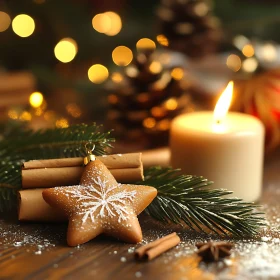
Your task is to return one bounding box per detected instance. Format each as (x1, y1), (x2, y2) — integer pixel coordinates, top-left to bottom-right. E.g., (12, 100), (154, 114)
(213, 81), (234, 124)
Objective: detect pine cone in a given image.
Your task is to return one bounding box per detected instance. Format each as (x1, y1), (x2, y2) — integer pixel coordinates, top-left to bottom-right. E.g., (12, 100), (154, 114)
(157, 0), (222, 58)
(106, 50), (192, 148)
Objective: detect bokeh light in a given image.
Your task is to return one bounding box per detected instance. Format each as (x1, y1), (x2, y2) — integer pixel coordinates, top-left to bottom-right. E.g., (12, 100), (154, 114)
(0, 11), (11, 32)
(242, 44), (254, 58)
(92, 13), (111, 34)
(156, 34), (169, 46)
(111, 72), (123, 83)
(233, 35), (249, 50)
(34, 107), (44, 116)
(143, 117), (156, 129)
(20, 111), (32, 121)
(66, 103), (82, 118)
(105, 12), (122, 36)
(126, 66), (138, 78)
(54, 38), (78, 63)
(193, 2), (209, 17)
(261, 43), (277, 62)
(88, 64), (109, 84)
(136, 38), (156, 51)
(56, 118), (69, 128)
(242, 58), (258, 73)
(165, 98), (178, 110)
(112, 46), (133, 66)
(149, 61), (162, 74)
(171, 67), (184, 80)
(151, 107), (166, 118)
(29, 92), (44, 108)
(226, 54), (242, 72)
(157, 119), (170, 131)
(92, 11), (122, 36)
(8, 110), (18, 120)
(12, 14), (35, 37)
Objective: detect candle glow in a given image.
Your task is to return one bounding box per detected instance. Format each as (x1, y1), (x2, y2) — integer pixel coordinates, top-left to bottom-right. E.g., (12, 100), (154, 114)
(213, 81), (233, 124)
(170, 80), (264, 202)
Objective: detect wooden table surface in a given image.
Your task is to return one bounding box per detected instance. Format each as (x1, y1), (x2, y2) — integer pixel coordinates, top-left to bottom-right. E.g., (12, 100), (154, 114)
(0, 154), (280, 280)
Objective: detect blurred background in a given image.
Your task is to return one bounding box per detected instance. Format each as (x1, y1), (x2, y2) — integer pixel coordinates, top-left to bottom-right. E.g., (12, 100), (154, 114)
(0, 0), (280, 151)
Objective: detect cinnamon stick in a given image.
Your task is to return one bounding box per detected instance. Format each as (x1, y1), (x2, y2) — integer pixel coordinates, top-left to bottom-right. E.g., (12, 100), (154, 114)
(18, 189), (66, 221)
(22, 153), (143, 188)
(142, 147), (170, 168)
(135, 233), (180, 261)
(23, 153), (141, 169)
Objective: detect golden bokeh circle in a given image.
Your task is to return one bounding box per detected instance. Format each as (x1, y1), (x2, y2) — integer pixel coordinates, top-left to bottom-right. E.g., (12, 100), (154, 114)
(54, 38), (78, 63)
(88, 64), (109, 84)
(0, 11), (11, 32)
(12, 14), (35, 37)
(112, 46), (133, 66)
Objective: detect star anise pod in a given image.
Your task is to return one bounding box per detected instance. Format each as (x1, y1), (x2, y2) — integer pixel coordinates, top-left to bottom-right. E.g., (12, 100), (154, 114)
(196, 241), (233, 262)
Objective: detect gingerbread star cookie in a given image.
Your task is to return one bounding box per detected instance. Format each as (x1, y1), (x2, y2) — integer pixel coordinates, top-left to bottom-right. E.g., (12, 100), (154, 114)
(42, 158), (157, 246)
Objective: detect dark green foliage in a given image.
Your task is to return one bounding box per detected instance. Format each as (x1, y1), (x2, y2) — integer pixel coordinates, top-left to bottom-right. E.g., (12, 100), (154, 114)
(140, 166), (265, 237)
(0, 123), (114, 208)
(0, 123), (114, 160)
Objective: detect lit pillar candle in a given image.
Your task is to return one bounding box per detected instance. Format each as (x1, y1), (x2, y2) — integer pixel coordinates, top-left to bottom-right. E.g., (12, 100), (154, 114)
(170, 81), (265, 202)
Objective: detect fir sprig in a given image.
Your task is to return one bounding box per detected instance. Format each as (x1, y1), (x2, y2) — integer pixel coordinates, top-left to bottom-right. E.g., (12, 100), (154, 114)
(0, 123), (265, 236)
(140, 166), (265, 237)
(0, 123), (114, 160)
(0, 123), (114, 208)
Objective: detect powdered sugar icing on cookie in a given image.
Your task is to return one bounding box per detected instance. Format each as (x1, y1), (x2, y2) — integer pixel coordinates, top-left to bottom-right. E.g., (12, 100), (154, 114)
(65, 177), (136, 224)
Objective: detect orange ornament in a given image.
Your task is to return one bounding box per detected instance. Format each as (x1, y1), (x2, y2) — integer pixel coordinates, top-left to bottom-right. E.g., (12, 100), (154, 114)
(233, 69), (280, 151)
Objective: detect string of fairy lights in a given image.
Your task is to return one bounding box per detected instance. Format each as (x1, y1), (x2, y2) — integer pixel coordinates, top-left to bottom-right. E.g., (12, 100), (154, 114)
(1, 2), (278, 130)
(0, 5), (165, 128)
(0, 7), (160, 81)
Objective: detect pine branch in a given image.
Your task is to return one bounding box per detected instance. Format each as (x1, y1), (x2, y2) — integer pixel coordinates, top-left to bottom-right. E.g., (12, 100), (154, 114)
(0, 123), (115, 210)
(140, 166), (265, 237)
(0, 123), (114, 160)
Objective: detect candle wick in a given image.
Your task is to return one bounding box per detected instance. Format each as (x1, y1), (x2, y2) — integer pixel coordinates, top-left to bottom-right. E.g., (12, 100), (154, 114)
(216, 119), (221, 125)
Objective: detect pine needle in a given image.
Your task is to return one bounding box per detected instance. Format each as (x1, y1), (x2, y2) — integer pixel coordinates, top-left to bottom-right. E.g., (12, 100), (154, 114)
(139, 166), (265, 237)
(0, 123), (115, 209)
(0, 123), (114, 160)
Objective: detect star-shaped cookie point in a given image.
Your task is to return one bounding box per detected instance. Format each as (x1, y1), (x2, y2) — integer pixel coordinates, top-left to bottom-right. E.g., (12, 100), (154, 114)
(42, 158), (157, 246)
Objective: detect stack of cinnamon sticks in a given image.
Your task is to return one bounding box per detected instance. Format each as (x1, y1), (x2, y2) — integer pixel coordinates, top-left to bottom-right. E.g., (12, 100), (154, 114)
(19, 153), (144, 222)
